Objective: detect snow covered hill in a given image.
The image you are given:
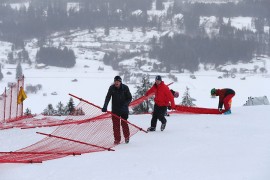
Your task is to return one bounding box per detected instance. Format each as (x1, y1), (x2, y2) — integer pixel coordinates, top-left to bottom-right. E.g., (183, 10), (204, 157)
(0, 45), (270, 180)
(0, 105), (269, 180)
(0, 10), (270, 179)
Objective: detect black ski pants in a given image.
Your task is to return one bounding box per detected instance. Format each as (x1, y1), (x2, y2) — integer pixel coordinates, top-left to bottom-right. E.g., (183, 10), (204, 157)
(150, 104), (167, 128)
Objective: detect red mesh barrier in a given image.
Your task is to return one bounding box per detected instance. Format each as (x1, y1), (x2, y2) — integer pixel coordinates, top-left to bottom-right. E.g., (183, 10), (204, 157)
(0, 93), (114, 130)
(130, 95), (224, 115)
(173, 105), (224, 114)
(129, 93), (154, 109)
(0, 95), (146, 163)
(0, 116), (70, 130)
(0, 82), (174, 129)
(0, 77), (24, 123)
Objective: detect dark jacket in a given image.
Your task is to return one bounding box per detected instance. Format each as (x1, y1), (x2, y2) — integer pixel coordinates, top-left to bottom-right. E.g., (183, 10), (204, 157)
(215, 88), (235, 109)
(103, 83), (132, 114)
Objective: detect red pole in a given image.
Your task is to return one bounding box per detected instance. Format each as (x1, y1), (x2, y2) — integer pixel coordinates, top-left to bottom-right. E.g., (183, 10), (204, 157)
(0, 160), (42, 164)
(36, 132), (115, 151)
(69, 93), (148, 133)
(167, 82), (174, 86)
(0, 151), (81, 156)
(3, 88), (6, 123)
(21, 75), (24, 117)
(9, 85), (13, 121)
(16, 78), (19, 118)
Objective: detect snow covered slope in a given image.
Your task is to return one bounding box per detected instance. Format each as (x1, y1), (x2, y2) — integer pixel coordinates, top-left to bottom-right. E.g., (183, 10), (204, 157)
(0, 105), (269, 180)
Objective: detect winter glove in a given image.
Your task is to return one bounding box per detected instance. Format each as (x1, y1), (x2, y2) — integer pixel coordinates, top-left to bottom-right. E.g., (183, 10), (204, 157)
(101, 107), (107, 112)
(218, 108), (222, 112)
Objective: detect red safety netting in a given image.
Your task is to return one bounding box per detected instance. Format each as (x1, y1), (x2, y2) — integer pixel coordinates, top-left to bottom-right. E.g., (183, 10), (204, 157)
(0, 76), (24, 123)
(129, 93), (154, 109)
(0, 95), (147, 163)
(0, 82), (174, 129)
(0, 91), (155, 130)
(173, 105), (224, 114)
(0, 115), (71, 130)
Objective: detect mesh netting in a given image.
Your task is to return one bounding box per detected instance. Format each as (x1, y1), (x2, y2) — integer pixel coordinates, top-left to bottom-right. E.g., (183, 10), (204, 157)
(0, 77), (24, 123)
(173, 105), (224, 114)
(1, 81), (173, 129)
(0, 97), (146, 163)
(129, 93), (154, 109)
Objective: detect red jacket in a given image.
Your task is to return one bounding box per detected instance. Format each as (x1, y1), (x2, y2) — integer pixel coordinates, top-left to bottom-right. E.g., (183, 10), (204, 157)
(146, 81), (175, 108)
(215, 88), (235, 109)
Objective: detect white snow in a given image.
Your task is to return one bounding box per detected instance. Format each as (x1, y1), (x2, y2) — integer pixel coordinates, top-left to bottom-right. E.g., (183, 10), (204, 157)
(9, 2), (30, 10)
(0, 50), (270, 180)
(0, 105), (270, 180)
(224, 17), (255, 32)
(0, 18), (270, 179)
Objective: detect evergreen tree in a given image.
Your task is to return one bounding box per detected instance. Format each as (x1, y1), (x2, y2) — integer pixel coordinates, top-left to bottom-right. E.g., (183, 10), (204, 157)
(104, 25), (110, 36)
(22, 49), (30, 63)
(181, 87), (195, 107)
(56, 101), (66, 115)
(7, 52), (15, 64)
(24, 108), (32, 115)
(132, 75), (154, 114)
(43, 104), (56, 115)
(156, 0), (164, 10)
(36, 47), (76, 68)
(66, 98), (75, 115)
(0, 64), (3, 81)
(103, 53), (110, 65)
(16, 62), (23, 79)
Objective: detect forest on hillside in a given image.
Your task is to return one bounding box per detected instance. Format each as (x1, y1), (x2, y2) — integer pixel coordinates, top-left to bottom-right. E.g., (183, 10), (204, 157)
(0, 0), (269, 71)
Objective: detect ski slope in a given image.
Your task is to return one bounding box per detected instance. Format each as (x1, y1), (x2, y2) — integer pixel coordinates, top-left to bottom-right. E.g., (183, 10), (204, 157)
(0, 105), (270, 180)
(1, 39), (270, 180)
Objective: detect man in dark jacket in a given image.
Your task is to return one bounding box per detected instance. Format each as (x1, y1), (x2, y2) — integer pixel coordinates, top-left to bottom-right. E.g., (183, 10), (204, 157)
(102, 76), (132, 144)
(211, 88), (235, 115)
(145, 75), (175, 132)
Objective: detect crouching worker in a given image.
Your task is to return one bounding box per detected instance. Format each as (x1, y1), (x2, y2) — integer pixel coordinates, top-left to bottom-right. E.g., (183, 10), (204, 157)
(102, 76), (132, 144)
(211, 88), (235, 115)
(145, 75), (175, 131)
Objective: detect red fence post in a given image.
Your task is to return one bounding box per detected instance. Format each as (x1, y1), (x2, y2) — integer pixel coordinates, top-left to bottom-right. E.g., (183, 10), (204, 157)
(3, 88), (6, 123)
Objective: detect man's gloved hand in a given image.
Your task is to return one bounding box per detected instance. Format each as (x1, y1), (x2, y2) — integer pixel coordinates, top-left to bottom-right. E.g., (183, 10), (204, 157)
(218, 108), (222, 112)
(101, 107), (107, 112)
(168, 105), (176, 110)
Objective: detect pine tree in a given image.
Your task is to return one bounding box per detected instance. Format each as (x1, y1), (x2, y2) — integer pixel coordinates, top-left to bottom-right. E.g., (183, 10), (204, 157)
(43, 104), (56, 115)
(132, 75), (154, 114)
(8, 52), (14, 64)
(0, 64), (3, 81)
(66, 98), (75, 115)
(56, 101), (66, 115)
(16, 62), (23, 79)
(24, 108), (32, 115)
(181, 87), (195, 107)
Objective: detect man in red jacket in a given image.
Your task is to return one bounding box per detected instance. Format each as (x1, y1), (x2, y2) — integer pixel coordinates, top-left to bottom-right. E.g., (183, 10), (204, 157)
(211, 88), (235, 115)
(145, 75), (175, 131)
